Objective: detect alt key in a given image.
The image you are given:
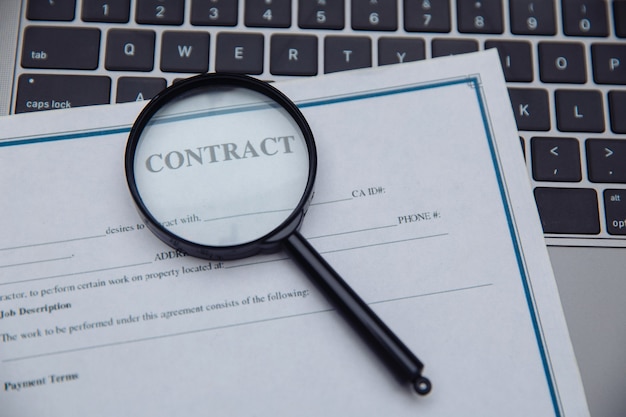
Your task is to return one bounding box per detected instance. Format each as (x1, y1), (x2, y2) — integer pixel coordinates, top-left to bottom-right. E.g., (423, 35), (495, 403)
(604, 189), (626, 235)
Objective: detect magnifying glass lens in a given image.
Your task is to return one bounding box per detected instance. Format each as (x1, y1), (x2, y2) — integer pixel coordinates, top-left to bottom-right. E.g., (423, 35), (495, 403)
(126, 74), (430, 395)
(132, 84), (310, 248)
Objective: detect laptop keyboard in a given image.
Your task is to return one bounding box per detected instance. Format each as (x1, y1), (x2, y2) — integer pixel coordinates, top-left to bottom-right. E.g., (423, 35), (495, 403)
(12, 0), (626, 247)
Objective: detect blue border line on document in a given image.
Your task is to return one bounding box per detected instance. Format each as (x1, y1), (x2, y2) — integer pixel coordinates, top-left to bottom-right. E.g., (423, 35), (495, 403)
(468, 79), (562, 417)
(0, 77), (561, 415)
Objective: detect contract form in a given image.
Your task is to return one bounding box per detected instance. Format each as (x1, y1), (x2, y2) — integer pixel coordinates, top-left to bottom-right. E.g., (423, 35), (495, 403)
(0, 50), (589, 416)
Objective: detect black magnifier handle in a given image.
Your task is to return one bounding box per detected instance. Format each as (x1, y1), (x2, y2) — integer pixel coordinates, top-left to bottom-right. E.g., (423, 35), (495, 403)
(284, 231), (432, 395)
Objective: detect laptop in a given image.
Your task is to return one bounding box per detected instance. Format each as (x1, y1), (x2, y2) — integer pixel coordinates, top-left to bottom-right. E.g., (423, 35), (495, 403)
(0, 1), (624, 415)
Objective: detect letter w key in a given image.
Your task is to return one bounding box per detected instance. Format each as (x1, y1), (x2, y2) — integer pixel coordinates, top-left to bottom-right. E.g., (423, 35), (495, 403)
(161, 31), (210, 73)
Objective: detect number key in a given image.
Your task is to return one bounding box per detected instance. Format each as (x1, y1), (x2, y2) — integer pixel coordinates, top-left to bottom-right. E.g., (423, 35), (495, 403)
(404, 0), (451, 33)
(457, 0), (503, 34)
(191, 0), (238, 26)
(509, 0), (556, 35)
(82, 0), (131, 23)
(562, 0), (609, 37)
(298, 0), (344, 29)
(136, 0), (184, 25)
(245, 0), (291, 28)
(352, 0), (397, 31)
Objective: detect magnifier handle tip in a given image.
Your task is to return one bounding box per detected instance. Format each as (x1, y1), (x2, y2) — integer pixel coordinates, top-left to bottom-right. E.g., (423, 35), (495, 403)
(413, 376), (432, 395)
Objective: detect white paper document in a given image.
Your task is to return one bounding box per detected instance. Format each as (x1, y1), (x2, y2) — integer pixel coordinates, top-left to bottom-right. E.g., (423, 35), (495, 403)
(0, 50), (589, 416)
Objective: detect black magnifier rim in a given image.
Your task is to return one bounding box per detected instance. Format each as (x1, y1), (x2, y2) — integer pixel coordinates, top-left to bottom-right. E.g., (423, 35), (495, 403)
(125, 73), (317, 260)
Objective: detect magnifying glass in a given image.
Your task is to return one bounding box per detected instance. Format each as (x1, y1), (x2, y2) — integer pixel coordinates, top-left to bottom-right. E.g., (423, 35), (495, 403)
(125, 73), (431, 395)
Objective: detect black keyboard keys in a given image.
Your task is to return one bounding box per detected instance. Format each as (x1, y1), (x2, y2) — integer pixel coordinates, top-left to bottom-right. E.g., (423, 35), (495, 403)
(352, 0), (398, 31)
(604, 190), (626, 235)
(404, 0), (451, 33)
(116, 77), (167, 103)
(531, 137), (581, 182)
(561, 0), (609, 37)
(105, 30), (156, 71)
(378, 37), (425, 65)
(270, 35), (318, 75)
(431, 39), (478, 57)
(215, 33), (264, 74)
(484, 40), (533, 82)
(324, 36), (372, 73)
(534, 187), (600, 234)
(298, 0), (344, 29)
(27, 0), (75, 21)
(190, 0), (238, 26)
(615, 0), (626, 38)
(538, 42), (587, 84)
(21, 27), (100, 70)
(245, 0), (291, 28)
(591, 43), (626, 85)
(555, 89), (605, 132)
(160, 31), (210, 73)
(609, 91), (626, 134)
(507, 88), (550, 131)
(15, 74), (111, 113)
(82, 0), (131, 23)
(457, 0), (503, 34)
(586, 139), (626, 183)
(136, 0), (185, 25)
(509, 0), (556, 35)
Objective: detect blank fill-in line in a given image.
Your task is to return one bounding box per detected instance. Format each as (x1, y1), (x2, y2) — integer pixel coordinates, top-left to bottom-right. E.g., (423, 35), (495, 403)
(0, 262), (153, 286)
(0, 255), (74, 269)
(0, 234), (107, 252)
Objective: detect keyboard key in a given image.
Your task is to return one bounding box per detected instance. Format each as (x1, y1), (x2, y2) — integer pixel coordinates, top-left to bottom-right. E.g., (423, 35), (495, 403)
(615, 1), (626, 38)
(15, 74), (111, 113)
(586, 139), (626, 183)
(298, 0), (344, 29)
(534, 187), (600, 234)
(538, 42), (586, 83)
(484, 40), (533, 82)
(604, 190), (626, 235)
(136, 0), (185, 25)
(116, 77), (167, 103)
(431, 39), (478, 57)
(562, 0), (609, 37)
(21, 27), (100, 70)
(27, 0), (75, 21)
(216, 33), (264, 74)
(378, 37), (425, 65)
(190, 0), (238, 26)
(609, 91), (626, 133)
(531, 137), (581, 182)
(352, 0), (398, 31)
(457, 0), (503, 34)
(324, 36), (372, 73)
(82, 0), (130, 23)
(591, 43), (626, 84)
(509, 0), (556, 35)
(161, 31), (210, 73)
(245, 0), (291, 28)
(105, 29), (156, 71)
(507, 88), (550, 131)
(270, 35), (318, 76)
(404, 0), (451, 33)
(555, 90), (605, 133)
